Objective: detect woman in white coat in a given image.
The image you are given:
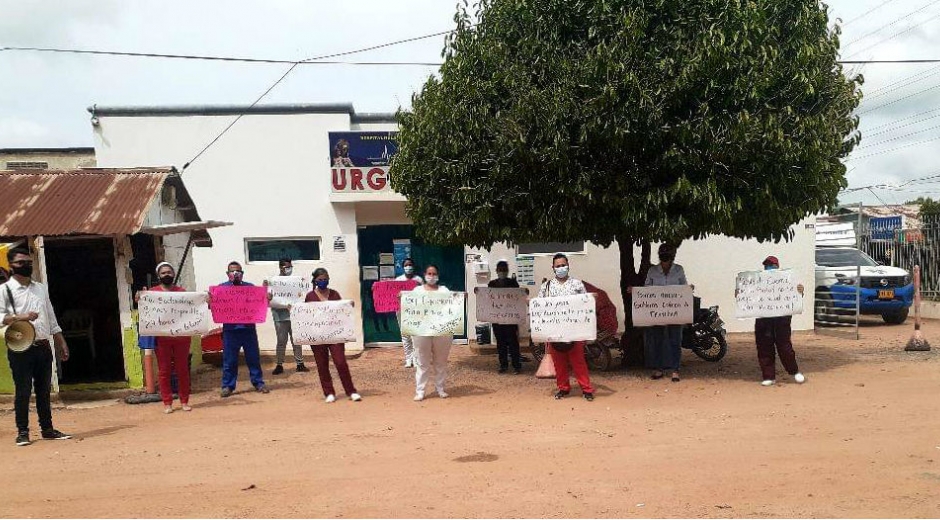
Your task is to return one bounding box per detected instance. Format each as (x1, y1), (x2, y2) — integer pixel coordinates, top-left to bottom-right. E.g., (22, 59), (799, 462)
(411, 265), (453, 401)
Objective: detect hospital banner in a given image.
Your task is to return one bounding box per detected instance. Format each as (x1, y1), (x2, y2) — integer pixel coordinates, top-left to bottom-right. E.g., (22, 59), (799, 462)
(528, 294), (596, 343)
(632, 285), (694, 326)
(290, 300), (357, 345)
(735, 269), (804, 319)
(138, 291), (211, 337)
(400, 291), (465, 336)
(329, 131), (398, 193)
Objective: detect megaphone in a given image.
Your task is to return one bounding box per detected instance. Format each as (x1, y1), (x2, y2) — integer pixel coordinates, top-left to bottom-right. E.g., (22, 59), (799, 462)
(2, 321), (36, 353)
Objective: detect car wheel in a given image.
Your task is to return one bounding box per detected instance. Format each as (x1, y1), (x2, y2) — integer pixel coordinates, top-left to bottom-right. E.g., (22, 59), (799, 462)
(882, 307), (909, 325)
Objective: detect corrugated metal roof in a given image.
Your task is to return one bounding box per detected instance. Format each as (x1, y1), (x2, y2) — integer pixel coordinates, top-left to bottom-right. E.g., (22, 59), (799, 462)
(0, 168), (171, 237)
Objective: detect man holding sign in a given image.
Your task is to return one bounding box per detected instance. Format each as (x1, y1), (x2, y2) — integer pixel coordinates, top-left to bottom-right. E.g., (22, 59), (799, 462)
(265, 258), (309, 375)
(487, 260), (523, 374)
(213, 261), (269, 397)
(743, 256), (807, 387)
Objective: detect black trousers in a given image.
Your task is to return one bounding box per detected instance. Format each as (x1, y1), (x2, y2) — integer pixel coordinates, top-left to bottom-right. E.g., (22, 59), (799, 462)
(492, 324), (521, 370)
(7, 343), (54, 434)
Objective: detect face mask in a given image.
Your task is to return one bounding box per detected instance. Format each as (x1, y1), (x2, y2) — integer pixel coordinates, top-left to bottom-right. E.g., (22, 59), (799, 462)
(228, 271), (243, 284)
(315, 279), (329, 290)
(404, 266), (414, 275)
(11, 262), (33, 278)
(159, 275), (174, 286)
(281, 267), (293, 276)
(554, 266), (569, 279)
(425, 275), (439, 286)
(765, 265), (778, 271)
(660, 255), (675, 263)
(497, 271), (508, 279)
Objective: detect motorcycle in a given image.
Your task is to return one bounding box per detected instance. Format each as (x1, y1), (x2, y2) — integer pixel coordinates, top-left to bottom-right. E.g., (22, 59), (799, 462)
(682, 296), (728, 362)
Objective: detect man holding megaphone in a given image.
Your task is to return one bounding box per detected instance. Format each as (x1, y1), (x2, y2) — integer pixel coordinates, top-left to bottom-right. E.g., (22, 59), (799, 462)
(1, 247), (71, 447)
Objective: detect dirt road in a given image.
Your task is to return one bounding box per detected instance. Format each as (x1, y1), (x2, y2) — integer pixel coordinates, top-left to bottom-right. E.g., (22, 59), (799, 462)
(2, 320), (940, 518)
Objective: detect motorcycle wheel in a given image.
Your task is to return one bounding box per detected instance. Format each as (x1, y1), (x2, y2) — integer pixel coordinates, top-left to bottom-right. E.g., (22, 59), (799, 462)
(585, 342), (613, 372)
(692, 332), (728, 362)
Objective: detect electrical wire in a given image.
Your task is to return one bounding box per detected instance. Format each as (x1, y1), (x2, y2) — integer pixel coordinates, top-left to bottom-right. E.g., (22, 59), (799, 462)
(843, 10), (940, 60)
(842, 0), (940, 48)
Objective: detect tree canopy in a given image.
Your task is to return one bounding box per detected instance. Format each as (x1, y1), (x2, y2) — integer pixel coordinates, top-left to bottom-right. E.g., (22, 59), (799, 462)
(391, 0), (862, 249)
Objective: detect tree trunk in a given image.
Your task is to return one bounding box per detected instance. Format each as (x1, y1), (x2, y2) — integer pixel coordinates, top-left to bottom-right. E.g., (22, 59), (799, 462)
(618, 235), (652, 367)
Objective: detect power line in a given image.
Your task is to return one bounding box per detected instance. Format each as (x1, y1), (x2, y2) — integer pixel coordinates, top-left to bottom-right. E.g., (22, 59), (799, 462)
(857, 122), (940, 148)
(841, 0), (903, 27)
(846, 134), (940, 161)
(858, 80), (940, 115)
(843, 10), (940, 60)
(180, 27), (463, 171)
(843, 0), (940, 48)
(864, 64), (940, 99)
(865, 110), (940, 138)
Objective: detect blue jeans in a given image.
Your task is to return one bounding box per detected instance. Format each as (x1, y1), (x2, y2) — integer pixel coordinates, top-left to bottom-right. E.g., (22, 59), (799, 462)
(644, 325), (683, 371)
(222, 328), (264, 390)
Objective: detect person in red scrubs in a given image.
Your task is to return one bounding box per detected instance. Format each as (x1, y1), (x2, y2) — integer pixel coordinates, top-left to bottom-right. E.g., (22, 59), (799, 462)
(305, 268), (361, 403)
(148, 262), (193, 414)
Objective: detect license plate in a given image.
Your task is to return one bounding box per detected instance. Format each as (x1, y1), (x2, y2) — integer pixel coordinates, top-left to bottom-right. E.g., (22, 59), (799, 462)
(878, 289), (895, 300)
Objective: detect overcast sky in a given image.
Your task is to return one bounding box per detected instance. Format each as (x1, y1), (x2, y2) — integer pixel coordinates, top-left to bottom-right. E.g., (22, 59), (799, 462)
(1, 0), (938, 206)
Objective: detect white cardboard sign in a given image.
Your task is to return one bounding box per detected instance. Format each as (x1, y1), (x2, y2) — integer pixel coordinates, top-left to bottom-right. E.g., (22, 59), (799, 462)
(400, 291), (466, 336)
(290, 300), (357, 345)
(138, 291), (211, 337)
(528, 294), (596, 343)
(475, 287), (529, 324)
(735, 269), (804, 319)
(632, 285), (694, 326)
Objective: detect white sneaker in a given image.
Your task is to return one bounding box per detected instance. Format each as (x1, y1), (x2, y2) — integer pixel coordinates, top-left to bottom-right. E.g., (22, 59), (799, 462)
(794, 373), (806, 384)
(325, 394), (336, 403)
(350, 393), (362, 402)
(404, 360), (413, 368)
(438, 390), (449, 399)
(413, 392), (425, 401)
(761, 380), (775, 387)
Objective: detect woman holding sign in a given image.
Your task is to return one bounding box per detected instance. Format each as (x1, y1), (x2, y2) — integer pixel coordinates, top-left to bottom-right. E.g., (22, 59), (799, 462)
(395, 258), (423, 368)
(411, 265), (454, 401)
(644, 244), (688, 382)
(149, 262), (192, 413)
(305, 268), (362, 403)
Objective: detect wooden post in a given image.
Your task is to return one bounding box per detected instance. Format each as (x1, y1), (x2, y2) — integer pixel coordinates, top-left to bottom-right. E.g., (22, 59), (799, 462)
(905, 265), (930, 351)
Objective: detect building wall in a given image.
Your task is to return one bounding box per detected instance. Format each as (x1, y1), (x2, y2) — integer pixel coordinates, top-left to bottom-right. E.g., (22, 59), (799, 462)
(0, 149), (96, 170)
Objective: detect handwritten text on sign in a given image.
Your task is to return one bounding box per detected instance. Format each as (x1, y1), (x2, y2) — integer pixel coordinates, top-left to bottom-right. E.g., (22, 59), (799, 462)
(735, 269), (804, 319)
(400, 291), (466, 336)
(632, 285), (694, 326)
(529, 294), (597, 343)
(372, 279), (419, 313)
(209, 285), (269, 324)
(138, 292), (210, 337)
(290, 300), (357, 345)
(476, 287), (529, 324)
(268, 276), (311, 305)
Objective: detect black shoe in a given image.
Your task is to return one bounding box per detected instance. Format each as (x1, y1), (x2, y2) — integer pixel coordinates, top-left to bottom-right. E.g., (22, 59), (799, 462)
(220, 387), (233, 398)
(296, 363), (310, 373)
(520, 355), (531, 362)
(272, 364), (284, 375)
(41, 429), (71, 440)
(513, 367), (522, 375)
(256, 384), (270, 394)
(554, 390), (570, 400)
(583, 392), (595, 402)
(498, 366), (508, 374)
(15, 432), (30, 446)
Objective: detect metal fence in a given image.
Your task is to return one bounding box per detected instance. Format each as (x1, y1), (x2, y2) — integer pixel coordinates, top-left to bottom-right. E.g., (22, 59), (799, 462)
(861, 216), (940, 299)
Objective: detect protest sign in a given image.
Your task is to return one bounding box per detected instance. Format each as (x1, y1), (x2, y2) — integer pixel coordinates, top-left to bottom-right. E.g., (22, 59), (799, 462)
(267, 276), (311, 305)
(209, 285), (269, 324)
(528, 294), (596, 342)
(138, 291), (210, 337)
(372, 279), (419, 313)
(475, 287), (529, 324)
(735, 269), (804, 319)
(632, 285), (694, 326)
(400, 291), (466, 336)
(290, 300), (357, 345)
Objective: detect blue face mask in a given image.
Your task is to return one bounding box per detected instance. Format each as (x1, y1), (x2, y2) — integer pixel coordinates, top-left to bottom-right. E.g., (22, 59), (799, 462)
(315, 279), (329, 289)
(765, 265), (778, 271)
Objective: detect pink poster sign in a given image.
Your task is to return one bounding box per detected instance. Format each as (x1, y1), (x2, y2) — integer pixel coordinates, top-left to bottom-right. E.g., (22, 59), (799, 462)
(372, 280), (419, 313)
(209, 285), (269, 324)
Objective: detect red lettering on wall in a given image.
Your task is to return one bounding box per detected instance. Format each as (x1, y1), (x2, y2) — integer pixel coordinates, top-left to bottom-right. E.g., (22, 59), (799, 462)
(331, 169), (347, 190)
(350, 169), (365, 190)
(367, 168), (387, 190)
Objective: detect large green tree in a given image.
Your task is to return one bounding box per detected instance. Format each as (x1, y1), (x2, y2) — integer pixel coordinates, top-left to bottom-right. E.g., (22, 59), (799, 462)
(391, 0), (862, 333)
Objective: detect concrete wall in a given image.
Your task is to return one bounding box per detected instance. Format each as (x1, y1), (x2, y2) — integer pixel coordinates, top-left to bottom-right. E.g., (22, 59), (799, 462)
(0, 150), (96, 170)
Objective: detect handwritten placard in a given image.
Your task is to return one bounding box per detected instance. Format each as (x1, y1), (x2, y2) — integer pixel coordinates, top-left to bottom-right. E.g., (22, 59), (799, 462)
(735, 269), (804, 319)
(209, 285), (269, 324)
(138, 292), (210, 337)
(476, 287), (529, 324)
(290, 300), (357, 345)
(267, 276), (311, 305)
(632, 285), (694, 326)
(400, 291), (466, 336)
(528, 294), (596, 342)
(372, 280), (419, 313)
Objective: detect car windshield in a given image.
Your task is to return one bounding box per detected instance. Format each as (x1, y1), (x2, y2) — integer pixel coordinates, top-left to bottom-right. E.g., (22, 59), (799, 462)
(815, 248), (879, 268)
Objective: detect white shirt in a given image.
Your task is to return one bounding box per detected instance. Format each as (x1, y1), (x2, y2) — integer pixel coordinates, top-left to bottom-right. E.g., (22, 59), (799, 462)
(538, 277), (586, 298)
(0, 278), (62, 341)
(414, 284), (448, 292)
(395, 274), (424, 284)
(645, 264), (688, 287)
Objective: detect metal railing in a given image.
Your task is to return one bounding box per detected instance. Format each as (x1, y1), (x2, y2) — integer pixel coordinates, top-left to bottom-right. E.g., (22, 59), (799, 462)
(861, 217), (940, 300)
